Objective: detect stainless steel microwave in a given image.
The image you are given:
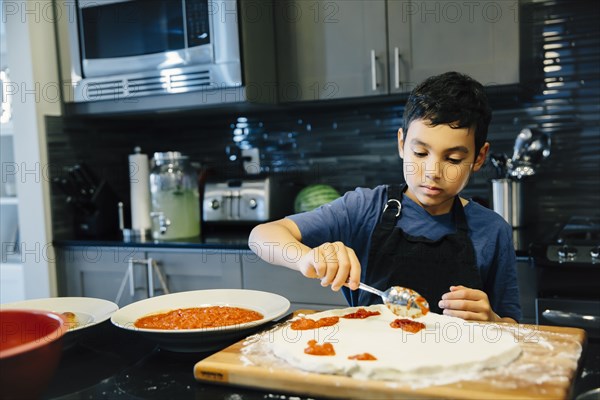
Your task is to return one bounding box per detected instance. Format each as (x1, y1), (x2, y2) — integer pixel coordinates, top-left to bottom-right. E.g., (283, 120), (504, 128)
(54, 0), (274, 111)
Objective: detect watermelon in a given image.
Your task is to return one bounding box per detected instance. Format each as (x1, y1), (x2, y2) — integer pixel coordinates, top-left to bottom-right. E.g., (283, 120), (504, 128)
(294, 184), (341, 213)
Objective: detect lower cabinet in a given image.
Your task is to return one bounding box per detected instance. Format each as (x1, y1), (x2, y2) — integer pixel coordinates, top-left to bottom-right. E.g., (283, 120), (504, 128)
(57, 246), (243, 308)
(146, 249), (243, 293)
(240, 251), (348, 311)
(57, 246), (146, 307)
(57, 246), (348, 310)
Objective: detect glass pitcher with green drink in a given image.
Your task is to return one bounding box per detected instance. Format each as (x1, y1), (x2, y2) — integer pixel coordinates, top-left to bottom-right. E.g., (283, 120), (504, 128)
(149, 152), (200, 240)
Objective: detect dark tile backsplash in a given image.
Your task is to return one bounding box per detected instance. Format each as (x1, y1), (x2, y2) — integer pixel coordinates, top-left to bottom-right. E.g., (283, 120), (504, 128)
(47, 0), (599, 239)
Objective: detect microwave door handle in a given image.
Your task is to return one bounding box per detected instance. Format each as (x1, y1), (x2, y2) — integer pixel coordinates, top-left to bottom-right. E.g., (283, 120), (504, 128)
(234, 191), (241, 219)
(224, 192), (233, 220)
(542, 309), (600, 330)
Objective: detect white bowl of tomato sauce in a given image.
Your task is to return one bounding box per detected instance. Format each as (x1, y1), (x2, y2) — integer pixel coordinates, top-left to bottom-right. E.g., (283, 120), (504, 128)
(110, 289), (290, 352)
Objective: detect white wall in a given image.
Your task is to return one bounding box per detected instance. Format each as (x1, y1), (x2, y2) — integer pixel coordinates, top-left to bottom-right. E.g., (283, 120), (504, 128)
(4, 0), (62, 299)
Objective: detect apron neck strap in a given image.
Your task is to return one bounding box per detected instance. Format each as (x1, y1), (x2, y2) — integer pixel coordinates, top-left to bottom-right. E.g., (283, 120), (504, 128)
(386, 184), (469, 232)
(382, 184), (405, 228)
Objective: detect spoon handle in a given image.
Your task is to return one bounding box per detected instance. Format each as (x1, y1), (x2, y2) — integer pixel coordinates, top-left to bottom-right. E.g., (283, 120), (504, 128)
(357, 282), (384, 297)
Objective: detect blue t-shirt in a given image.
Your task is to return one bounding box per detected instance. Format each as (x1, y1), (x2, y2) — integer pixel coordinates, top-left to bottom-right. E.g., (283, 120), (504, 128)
(288, 185), (522, 321)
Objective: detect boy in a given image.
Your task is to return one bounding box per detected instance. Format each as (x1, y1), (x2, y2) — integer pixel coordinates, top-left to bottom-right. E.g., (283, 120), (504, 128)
(249, 72), (521, 323)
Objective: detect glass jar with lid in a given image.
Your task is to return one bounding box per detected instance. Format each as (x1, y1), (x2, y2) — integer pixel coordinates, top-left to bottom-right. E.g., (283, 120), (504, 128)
(149, 151), (200, 240)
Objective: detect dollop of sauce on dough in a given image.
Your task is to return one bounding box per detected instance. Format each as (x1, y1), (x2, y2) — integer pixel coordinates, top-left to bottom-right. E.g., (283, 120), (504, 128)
(390, 318), (426, 333)
(348, 353), (377, 361)
(304, 340), (336, 356)
(342, 308), (381, 319)
(291, 316), (340, 330)
(134, 306), (263, 330)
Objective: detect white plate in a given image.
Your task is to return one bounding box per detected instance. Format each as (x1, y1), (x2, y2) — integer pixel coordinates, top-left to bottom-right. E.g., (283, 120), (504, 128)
(110, 289), (291, 352)
(1, 297), (119, 333)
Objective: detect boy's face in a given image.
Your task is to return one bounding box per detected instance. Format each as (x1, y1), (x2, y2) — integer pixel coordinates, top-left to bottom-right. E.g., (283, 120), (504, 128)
(398, 119), (489, 216)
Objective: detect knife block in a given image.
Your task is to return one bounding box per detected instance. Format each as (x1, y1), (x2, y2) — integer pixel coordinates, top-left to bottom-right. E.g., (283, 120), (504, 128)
(74, 181), (120, 238)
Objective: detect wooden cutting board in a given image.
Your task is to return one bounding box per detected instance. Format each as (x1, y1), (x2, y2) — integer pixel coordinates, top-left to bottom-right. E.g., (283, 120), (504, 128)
(194, 311), (587, 399)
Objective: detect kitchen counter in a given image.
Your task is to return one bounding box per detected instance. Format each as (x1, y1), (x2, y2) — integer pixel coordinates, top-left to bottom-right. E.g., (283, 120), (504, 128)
(53, 227), (253, 251)
(53, 224), (551, 256)
(43, 318), (317, 400)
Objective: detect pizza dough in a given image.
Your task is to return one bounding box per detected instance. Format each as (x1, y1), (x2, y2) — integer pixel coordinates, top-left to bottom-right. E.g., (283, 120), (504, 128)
(267, 305), (521, 382)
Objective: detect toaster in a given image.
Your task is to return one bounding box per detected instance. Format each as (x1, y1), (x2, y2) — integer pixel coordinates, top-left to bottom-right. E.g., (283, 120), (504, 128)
(202, 177), (294, 223)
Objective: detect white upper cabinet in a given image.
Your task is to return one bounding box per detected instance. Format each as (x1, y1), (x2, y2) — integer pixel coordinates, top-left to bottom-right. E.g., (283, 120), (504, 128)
(276, 0), (520, 102)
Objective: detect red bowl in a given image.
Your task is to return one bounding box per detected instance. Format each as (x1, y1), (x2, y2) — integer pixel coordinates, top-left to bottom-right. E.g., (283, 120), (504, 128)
(0, 309), (67, 400)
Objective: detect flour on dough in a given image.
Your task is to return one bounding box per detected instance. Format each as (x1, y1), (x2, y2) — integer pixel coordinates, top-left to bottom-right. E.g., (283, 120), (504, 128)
(268, 305), (522, 382)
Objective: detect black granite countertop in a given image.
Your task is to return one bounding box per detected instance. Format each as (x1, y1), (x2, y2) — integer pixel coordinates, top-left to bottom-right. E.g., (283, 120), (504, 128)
(53, 226), (253, 251)
(43, 317), (320, 400)
(53, 225), (549, 257)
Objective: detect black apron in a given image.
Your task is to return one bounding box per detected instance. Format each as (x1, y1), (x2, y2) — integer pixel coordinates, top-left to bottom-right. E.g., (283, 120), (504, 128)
(349, 184), (483, 313)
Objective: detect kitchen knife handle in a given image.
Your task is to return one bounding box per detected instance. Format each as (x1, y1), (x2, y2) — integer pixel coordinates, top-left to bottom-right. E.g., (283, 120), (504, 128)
(76, 163), (98, 194)
(371, 49), (379, 91)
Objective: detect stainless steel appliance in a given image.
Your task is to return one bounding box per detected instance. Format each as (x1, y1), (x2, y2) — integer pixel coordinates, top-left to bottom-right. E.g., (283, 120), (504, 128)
(54, 0), (276, 111)
(203, 177), (294, 223)
(531, 216), (600, 397)
(491, 178), (526, 228)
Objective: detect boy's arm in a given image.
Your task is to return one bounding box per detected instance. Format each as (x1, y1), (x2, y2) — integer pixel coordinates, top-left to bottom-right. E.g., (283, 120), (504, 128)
(248, 218), (361, 291)
(248, 218), (310, 270)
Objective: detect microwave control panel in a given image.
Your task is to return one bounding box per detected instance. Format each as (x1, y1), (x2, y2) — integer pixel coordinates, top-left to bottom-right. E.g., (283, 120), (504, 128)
(186, 0), (211, 47)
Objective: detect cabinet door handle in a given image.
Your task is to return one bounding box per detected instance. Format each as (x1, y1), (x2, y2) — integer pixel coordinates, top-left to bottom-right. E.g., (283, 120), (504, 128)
(394, 47), (401, 89)
(371, 49), (379, 91)
(146, 258), (154, 298)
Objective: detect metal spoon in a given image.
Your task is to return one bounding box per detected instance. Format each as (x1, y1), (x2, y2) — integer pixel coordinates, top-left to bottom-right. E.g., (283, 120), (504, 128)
(355, 282), (430, 318)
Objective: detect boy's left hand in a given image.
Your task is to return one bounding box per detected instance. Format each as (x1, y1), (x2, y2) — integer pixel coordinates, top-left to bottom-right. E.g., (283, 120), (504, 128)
(438, 285), (500, 322)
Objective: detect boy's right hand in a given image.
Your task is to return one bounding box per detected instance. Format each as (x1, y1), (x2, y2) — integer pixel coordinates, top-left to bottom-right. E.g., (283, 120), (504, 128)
(298, 242), (361, 292)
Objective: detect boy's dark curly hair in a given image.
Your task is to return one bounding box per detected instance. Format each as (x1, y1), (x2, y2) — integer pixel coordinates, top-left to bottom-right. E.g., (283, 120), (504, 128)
(401, 71), (492, 156)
